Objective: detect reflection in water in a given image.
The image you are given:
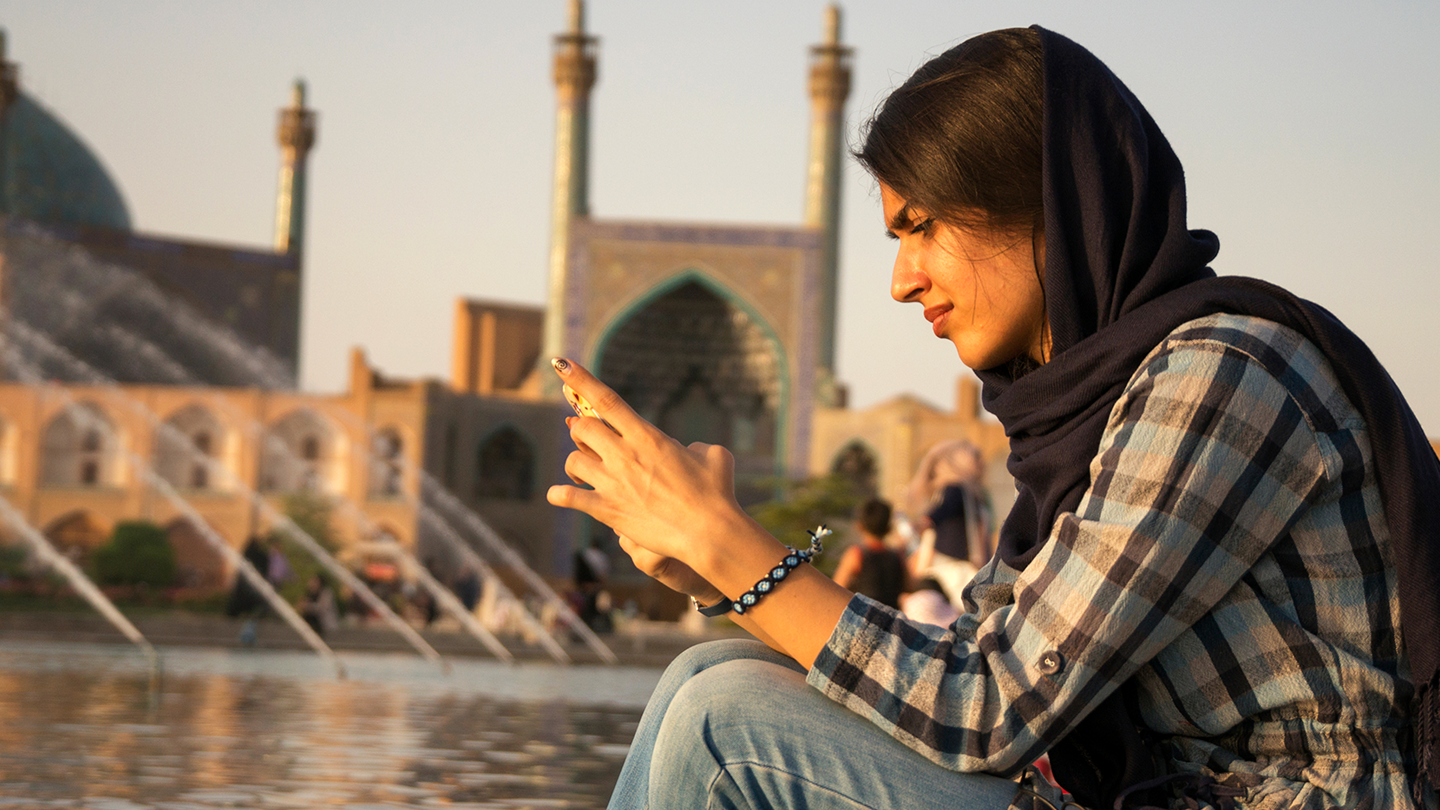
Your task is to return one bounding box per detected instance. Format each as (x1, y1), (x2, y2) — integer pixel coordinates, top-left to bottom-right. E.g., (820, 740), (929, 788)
(0, 642), (653, 808)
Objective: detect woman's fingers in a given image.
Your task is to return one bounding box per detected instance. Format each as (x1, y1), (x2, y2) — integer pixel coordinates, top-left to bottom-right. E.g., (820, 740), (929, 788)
(550, 357), (647, 437)
(563, 449), (602, 488)
(617, 535), (658, 567)
(570, 413), (625, 461)
(616, 536), (717, 602)
(546, 482), (603, 515)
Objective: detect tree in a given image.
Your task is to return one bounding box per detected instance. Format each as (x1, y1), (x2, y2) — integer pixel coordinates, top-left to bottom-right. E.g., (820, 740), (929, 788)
(746, 473), (865, 576)
(93, 521), (176, 588)
(270, 490), (339, 604)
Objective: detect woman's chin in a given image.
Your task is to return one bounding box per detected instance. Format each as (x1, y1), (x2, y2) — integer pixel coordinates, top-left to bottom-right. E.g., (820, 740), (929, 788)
(956, 346), (1019, 373)
(951, 340), (986, 370)
(951, 344), (978, 370)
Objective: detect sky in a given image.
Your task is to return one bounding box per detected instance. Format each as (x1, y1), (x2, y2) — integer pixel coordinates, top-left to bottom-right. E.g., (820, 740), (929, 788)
(3, 1), (1438, 432)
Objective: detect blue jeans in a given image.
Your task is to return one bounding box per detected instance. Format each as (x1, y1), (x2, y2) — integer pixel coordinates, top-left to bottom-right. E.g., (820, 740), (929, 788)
(608, 638), (1023, 809)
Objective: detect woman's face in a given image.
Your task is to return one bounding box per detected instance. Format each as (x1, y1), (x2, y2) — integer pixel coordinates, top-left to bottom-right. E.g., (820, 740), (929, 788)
(882, 183), (1049, 370)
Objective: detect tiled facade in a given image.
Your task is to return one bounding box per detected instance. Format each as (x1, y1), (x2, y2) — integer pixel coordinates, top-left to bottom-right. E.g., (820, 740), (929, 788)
(564, 219), (823, 484)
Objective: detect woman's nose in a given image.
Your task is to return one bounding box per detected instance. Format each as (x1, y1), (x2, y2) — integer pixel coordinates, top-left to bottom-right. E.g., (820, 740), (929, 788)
(891, 248), (929, 303)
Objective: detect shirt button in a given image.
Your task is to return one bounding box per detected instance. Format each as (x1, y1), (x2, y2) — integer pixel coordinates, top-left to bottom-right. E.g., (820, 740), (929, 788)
(1037, 650), (1065, 676)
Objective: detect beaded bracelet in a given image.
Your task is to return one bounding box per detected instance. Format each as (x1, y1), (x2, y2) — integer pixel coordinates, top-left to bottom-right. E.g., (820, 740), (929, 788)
(732, 525), (830, 616)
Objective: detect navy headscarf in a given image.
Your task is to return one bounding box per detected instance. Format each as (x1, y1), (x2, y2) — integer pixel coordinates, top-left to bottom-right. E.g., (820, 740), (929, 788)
(975, 27), (1440, 808)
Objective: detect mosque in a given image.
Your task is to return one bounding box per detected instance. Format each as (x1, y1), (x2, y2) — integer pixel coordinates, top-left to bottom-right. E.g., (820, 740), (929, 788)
(0, 5), (1012, 607)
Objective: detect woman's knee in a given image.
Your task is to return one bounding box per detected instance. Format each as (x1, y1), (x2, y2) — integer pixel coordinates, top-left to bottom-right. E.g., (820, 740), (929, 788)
(652, 661), (1022, 810)
(661, 638), (790, 684)
(654, 658), (809, 759)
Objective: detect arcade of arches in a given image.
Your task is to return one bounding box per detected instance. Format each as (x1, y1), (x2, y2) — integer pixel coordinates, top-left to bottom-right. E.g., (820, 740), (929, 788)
(0, 378), (448, 589)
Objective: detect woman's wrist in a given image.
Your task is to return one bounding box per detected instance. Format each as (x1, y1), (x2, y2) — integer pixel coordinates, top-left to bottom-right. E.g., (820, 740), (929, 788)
(692, 511), (793, 602)
(689, 584), (727, 608)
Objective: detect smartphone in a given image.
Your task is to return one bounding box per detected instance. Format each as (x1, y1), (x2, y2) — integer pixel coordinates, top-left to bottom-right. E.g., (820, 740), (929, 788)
(563, 384), (600, 419)
(563, 384), (619, 433)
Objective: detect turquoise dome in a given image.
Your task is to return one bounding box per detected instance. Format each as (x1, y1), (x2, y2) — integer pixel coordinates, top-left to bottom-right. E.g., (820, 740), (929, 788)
(1, 92), (130, 231)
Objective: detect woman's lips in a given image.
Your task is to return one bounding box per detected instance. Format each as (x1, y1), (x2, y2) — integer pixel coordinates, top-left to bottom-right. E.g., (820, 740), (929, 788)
(924, 304), (952, 337)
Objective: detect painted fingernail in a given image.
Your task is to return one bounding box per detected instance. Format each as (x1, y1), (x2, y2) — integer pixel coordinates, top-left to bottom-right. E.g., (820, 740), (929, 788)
(551, 357), (570, 373)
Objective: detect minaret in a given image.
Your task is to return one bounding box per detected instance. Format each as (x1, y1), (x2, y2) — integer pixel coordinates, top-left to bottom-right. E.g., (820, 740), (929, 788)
(803, 5), (852, 403)
(540, 0), (598, 388)
(274, 80), (317, 255)
(0, 30), (18, 111)
(0, 30), (19, 367)
(1, 29), (21, 200)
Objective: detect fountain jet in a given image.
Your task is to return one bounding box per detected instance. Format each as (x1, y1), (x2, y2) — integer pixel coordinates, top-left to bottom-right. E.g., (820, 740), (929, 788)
(0, 494), (160, 676)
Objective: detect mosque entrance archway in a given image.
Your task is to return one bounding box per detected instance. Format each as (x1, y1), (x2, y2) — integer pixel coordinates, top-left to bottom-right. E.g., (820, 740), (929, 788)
(593, 273), (787, 501)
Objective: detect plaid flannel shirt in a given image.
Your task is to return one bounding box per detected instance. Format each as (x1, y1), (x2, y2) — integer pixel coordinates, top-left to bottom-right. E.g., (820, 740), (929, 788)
(809, 315), (1437, 810)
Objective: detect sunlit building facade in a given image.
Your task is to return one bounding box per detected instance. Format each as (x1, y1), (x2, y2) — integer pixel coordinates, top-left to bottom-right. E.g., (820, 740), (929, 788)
(0, 5), (1017, 599)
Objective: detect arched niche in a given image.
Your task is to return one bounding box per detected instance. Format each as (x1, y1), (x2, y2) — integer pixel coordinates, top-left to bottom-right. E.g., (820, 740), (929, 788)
(474, 424), (535, 501)
(831, 440), (880, 498)
(367, 426), (407, 499)
(593, 273), (788, 484)
(40, 402), (121, 488)
(259, 408), (346, 494)
(155, 403), (230, 492)
(43, 511), (110, 563)
(165, 518), (226, 588)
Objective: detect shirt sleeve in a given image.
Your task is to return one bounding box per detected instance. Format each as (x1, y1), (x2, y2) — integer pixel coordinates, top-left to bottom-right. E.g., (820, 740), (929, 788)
(806, 333), (1333, 775)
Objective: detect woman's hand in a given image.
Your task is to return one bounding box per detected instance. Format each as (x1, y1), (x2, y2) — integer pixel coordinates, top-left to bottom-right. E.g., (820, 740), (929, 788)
(547, 358), (856, 668)
(546, 358), (750, 571)
(616, 536), (725, 605)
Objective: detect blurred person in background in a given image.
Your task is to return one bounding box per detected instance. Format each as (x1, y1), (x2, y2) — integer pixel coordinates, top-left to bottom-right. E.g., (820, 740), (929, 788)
(299, 573), (337, 637)
(904, 439), (992, 606)
(832, 497), (908, 610)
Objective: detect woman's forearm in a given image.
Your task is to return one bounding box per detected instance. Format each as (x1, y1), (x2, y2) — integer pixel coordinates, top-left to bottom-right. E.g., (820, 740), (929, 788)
(730, 613), (786, 655)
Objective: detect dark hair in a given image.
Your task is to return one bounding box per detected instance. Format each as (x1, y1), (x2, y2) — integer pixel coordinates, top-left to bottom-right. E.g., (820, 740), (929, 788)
(857, 497), (893, 538)
(855, 28), (1043, 235)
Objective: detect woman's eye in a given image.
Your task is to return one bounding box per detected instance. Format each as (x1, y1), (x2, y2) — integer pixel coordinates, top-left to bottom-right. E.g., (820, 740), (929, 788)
(910, 218), (935, 236)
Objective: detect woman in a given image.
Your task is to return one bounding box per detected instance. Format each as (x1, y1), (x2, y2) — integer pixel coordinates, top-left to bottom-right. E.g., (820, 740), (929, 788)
(904, 439), (993, 606)
(548, 27), (1440, 810)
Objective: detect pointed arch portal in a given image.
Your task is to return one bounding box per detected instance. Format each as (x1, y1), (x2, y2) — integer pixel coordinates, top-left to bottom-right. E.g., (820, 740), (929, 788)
(593, 272), (788, 494)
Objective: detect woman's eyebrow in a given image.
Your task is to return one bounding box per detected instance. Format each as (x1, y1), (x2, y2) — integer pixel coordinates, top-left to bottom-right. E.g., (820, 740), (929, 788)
(887, 204), (914, 233)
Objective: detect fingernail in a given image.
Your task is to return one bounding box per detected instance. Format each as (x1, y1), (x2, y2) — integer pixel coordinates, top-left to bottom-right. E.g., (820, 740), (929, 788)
(551, 357), (570, 374)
